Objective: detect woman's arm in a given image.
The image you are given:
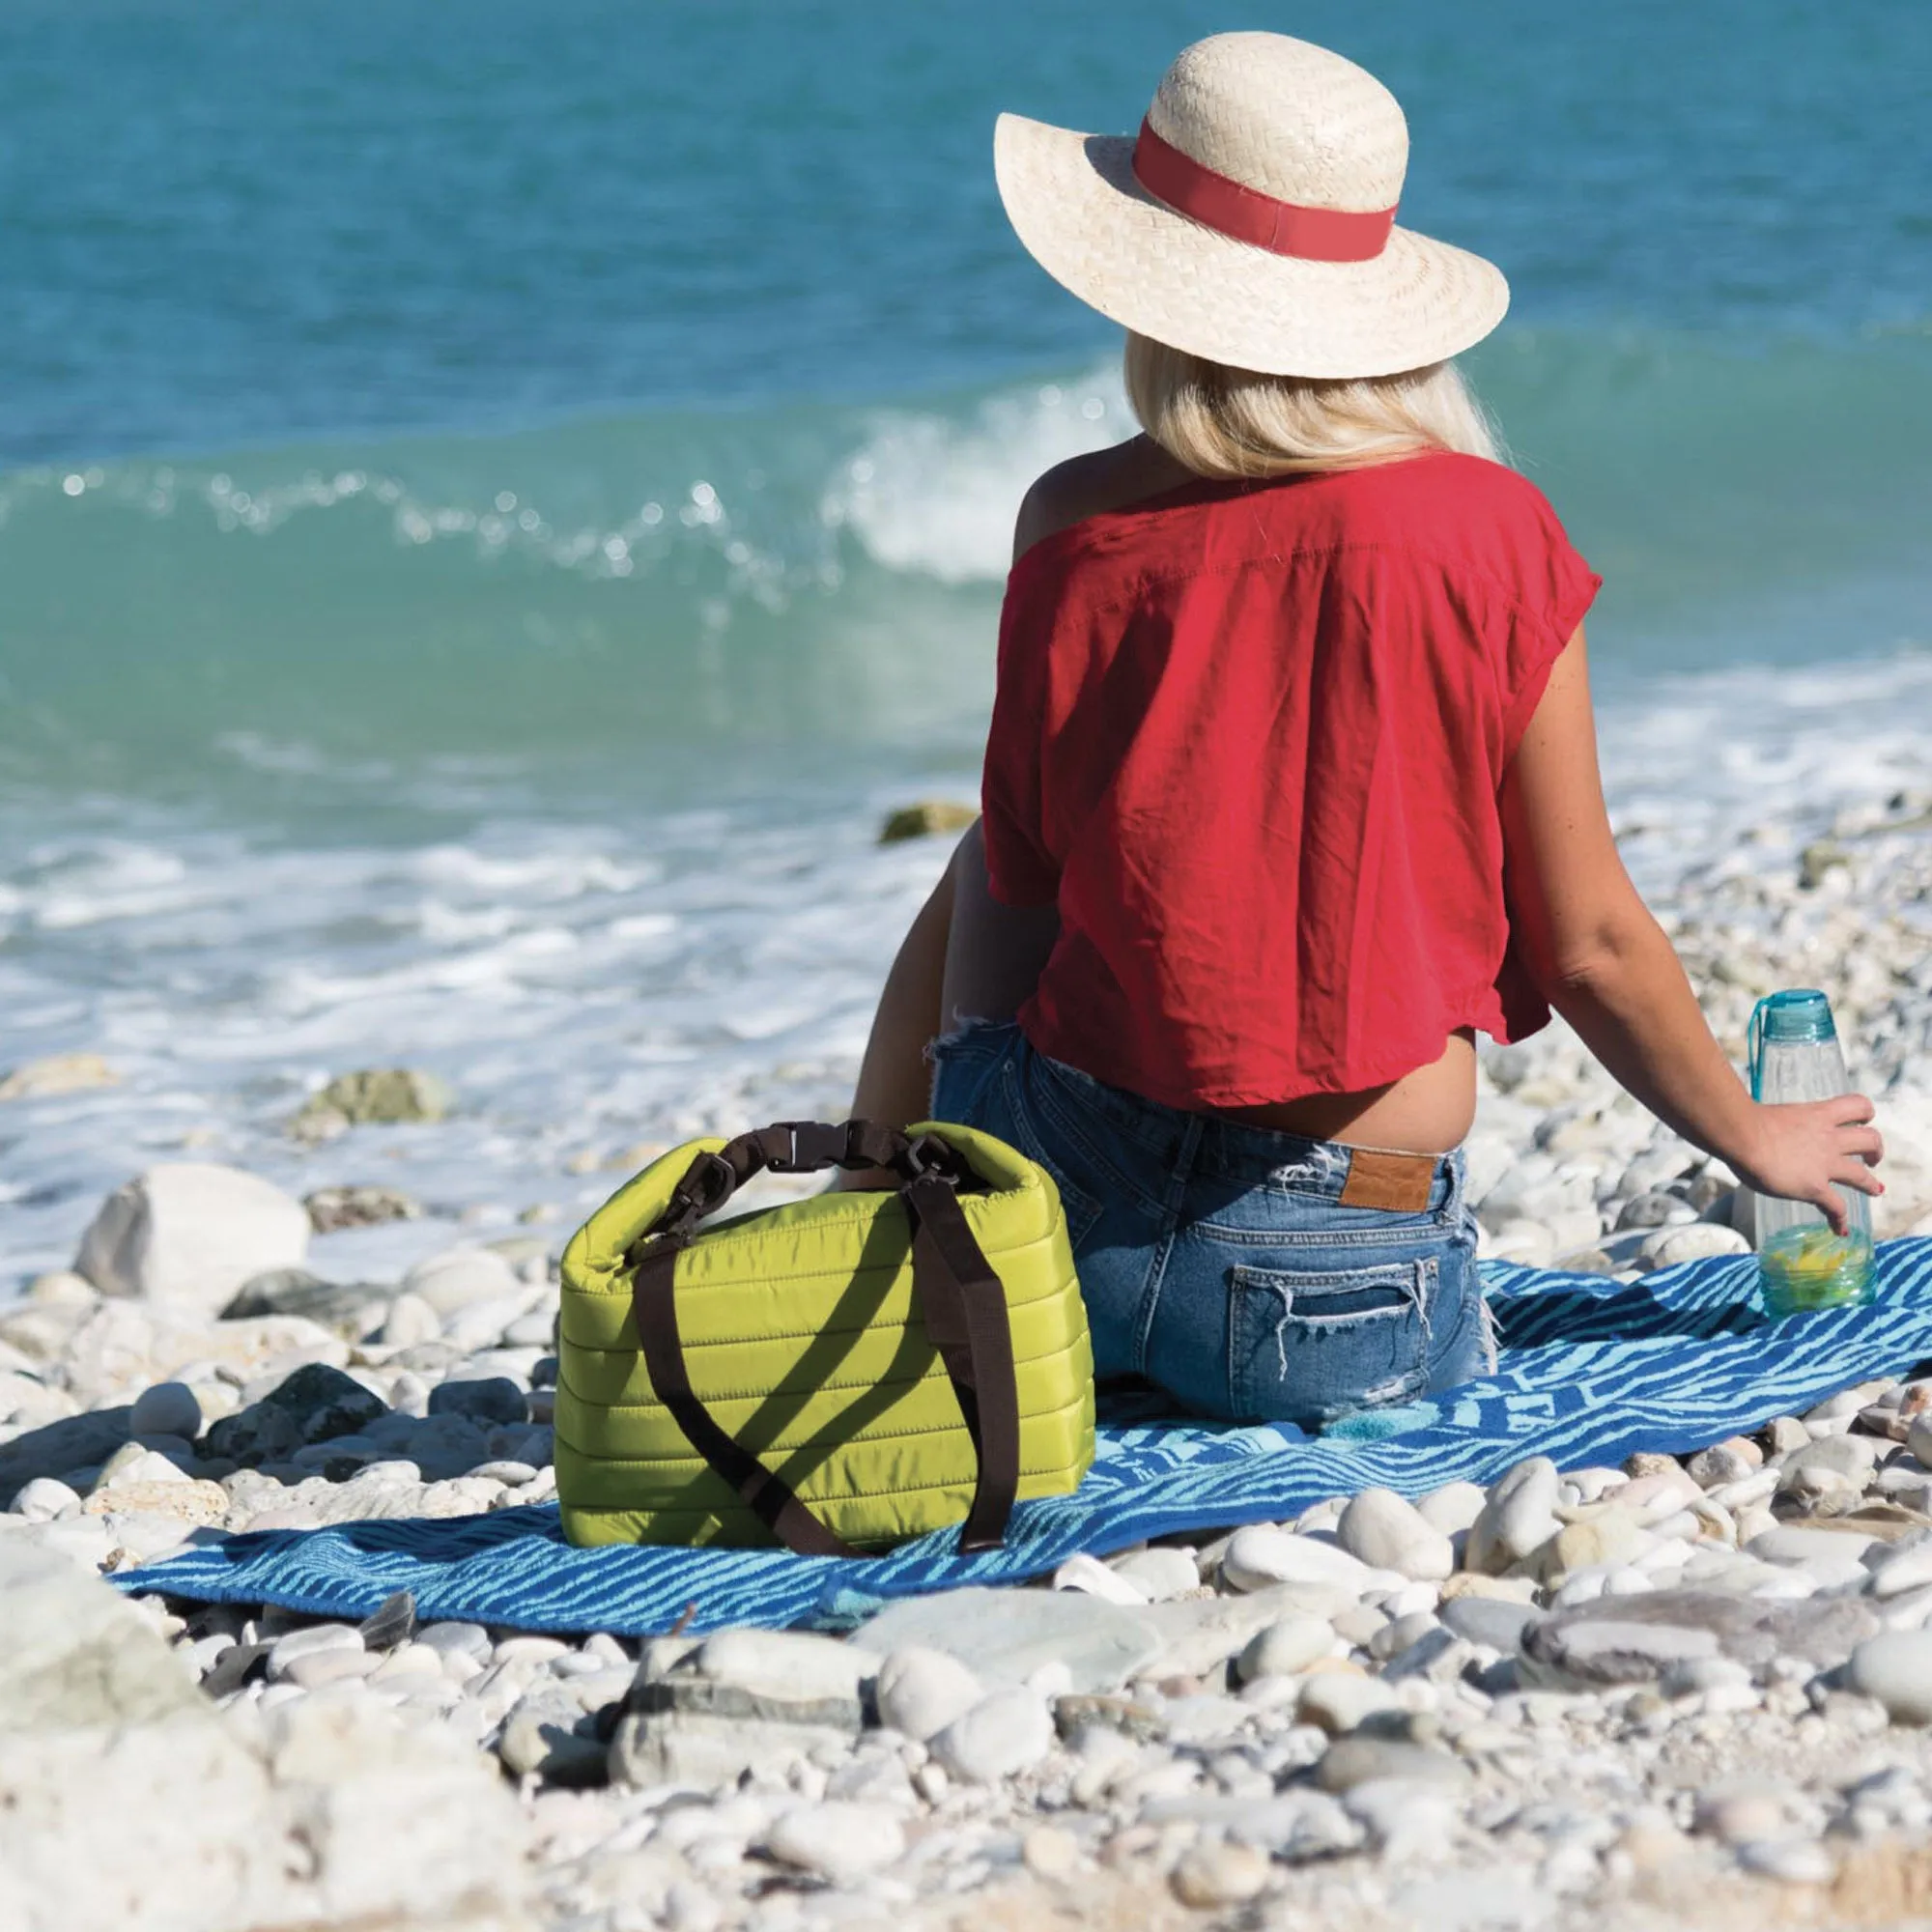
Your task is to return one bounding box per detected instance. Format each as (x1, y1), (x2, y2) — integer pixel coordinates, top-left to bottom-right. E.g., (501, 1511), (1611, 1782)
(1500, 626), (1884, 1232)
(848, 822), (1062, 1132)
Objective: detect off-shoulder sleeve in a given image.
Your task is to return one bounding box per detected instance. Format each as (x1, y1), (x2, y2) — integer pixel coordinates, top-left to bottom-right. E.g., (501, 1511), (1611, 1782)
(980, 581), (1062, 908)
(1497, 485), (1602, 758)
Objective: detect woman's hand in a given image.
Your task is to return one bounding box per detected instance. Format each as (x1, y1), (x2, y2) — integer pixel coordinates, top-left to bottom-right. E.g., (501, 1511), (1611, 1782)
(1733, 1095), (1885, 1236)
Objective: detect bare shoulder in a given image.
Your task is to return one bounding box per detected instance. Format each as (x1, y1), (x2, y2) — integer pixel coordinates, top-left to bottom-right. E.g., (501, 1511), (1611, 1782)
(1012, 437), (1195, 564)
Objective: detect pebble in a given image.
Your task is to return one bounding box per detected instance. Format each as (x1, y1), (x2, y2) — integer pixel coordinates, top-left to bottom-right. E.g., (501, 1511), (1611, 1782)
(1336, 1488), (1454, 1581)
(1022, 1823), (1081, 1880)
(1466, 1458), (1560, 1575)
(1105, 1547), (1200, 1601)
(1847, 1631), (1932, 1724)
(1297, 1674), (1398, 1735)
(1416, 1481), (1488, 1536)
(128, 1381), (203, 1440)
(764, 1802), (906, 1885)
(1315, 1736), (1470, 1794)
(1170, 1838), (1270, 1907)
(268, 1623), (364, 1677)
(1236, 1615), (1333, 1683)
(857, 1586), (1160, 1693)
(874, 1647), (985, 1743)
(930, 1689), (1054, 1783)
(426, 1375), (528, 1426)
(13, 1476), (81, 1521)
(695, 1629), (877, 1704)
(1737, 1839), (1833, 1885)
(1222, 1524), (1371, 1593)
(1053, 1551), (1149, 1605)
(1638, 1222), (1750, 1267)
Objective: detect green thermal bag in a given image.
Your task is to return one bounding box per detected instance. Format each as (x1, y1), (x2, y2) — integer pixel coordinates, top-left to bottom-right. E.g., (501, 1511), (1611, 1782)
(554, 1119), (1094, 1553)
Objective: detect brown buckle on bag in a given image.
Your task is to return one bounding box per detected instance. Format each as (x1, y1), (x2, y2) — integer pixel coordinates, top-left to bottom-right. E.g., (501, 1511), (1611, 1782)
(1338, 1147), (1438, 1213)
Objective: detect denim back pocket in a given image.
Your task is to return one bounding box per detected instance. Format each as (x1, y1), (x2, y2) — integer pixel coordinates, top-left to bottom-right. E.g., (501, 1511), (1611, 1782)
(1226, 1255), (1438, 1428)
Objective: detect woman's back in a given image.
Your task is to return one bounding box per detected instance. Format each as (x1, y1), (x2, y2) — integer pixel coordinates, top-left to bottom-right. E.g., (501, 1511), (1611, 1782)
(981, 448), (1600, 1120)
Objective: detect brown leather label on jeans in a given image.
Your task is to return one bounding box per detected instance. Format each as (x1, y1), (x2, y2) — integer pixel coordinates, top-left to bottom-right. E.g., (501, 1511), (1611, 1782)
(1338, 1148), (1435, 1212)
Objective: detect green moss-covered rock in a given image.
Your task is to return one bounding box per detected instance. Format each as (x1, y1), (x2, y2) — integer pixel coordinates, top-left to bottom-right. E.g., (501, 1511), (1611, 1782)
(289, 1068), (454, 1140)
(878, 801), (978, 844)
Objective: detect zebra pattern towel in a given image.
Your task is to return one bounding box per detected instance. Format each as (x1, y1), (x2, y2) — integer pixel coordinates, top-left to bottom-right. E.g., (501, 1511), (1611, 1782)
(115, 1238), (1932, 1635)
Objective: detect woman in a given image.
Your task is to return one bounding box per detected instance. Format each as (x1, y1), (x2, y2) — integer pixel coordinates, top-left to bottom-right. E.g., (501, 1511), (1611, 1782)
(851, 33), (1883, 1427)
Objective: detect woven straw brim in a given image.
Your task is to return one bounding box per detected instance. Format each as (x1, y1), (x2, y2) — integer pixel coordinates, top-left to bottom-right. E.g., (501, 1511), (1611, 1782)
(995, 113), (1509, 381)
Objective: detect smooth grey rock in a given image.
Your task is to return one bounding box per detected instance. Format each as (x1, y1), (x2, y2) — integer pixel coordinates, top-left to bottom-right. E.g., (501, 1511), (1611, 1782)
(1337, 1488), (1454, 1581)
(1640, 1222), (1750, 1268)
(356, 1589), (416, 1651)
(1617, 1190), (1697, 1231)
(267, 1623), (363, 1679)
(1521, 1589), (1878, 1689)
(1868, 1535), (1932, 1602)
(1848, 1631), (1932, 1724)
(220, 1267), (391, 1337)
(0, 1538), (205, 1731)
(0, 1406), (131, 1503)
(610, 1696), (853, 1789)
(128, 1381), (202, 1441)
(427, 1375), (527, 1427)
(764, 1803), (906, 1884)
(1416, 1482), (1488, 1537)
(931, 1688), (1054, 1782)
(403, 1245), (524, 1317)
(875, 1646), (984, 1742)
(1440, 1596), (1542, 1653)
(856, 1585), (1162, 1693)
(498, 1685), (609, 1785)
(1314, 1736), (1470, 1794)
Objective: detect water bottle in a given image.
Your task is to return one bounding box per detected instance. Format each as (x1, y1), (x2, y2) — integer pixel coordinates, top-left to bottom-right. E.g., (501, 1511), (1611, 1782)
(1747, 988), (1875, 1316)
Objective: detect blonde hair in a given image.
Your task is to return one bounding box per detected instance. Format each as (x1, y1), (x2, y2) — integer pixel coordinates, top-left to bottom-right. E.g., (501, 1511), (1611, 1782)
(1122, 331), (1502, 479)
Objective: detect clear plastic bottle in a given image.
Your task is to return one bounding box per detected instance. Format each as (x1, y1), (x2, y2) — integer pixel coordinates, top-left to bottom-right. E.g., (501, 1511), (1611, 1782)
(1747, 988), (1874, 1317)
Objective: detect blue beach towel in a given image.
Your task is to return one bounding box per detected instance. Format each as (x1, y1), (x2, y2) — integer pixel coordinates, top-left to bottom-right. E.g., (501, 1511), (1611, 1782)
(118, 1239), (1932, 1635)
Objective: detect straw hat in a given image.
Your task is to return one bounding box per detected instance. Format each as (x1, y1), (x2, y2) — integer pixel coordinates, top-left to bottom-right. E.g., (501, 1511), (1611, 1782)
(994, 33), (1508, 381)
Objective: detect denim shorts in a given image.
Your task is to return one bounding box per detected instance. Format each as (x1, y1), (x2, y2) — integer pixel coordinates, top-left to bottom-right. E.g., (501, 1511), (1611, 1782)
(929, 1020), (1488, 1429)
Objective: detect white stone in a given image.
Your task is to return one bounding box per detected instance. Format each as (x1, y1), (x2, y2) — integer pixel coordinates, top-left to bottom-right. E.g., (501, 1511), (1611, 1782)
(1416, 1482), (1488, 1536)
(930, 1689), (1053, 1782)
(0, 1538), (207, 1729)
(12, 1477), (81, 1521)
(1867, 1537), (1932, 1602)
(1738, 1839), (1834, 1885)
(1297, 1673), (1399, 1734)
(1848, 1631), (1932, 1724)
(267, 1624), (364, 1679)
(98, 1447), (191, 1492)
(128, 1381), (203, 1440)
(1466, 1458), (1560, 1575)
(1222, 1524), (1372, 1593)
(1337, 1488), (1454, 1581)
(402, 1246), (525, 1317)
(74, 1163), (310, 1316)
(1236, 1615), (1333, 1683)
(1170, 1838), (1270, 1907)
(1054, 1551), (1148, 1605)
(1106, 1547), (1201, 1602)
(695, 1628), (877, 1704)
(379, 1293), (442, 1350)
(1639, 1222), (1750, 1269)
(875, 1646), (985, 1744)
(764, 1803), (906, 1886)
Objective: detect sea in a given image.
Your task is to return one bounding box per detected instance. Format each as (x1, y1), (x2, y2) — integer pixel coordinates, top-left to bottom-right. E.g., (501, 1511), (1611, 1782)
(2, 0), (1929, 1292)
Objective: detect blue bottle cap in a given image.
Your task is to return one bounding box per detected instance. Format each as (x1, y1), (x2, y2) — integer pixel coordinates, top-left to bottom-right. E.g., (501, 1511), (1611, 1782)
(1747, 988), (1836, 1099)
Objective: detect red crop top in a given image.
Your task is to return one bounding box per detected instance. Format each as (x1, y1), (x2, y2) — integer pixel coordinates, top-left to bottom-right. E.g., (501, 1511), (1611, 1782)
(980, 451), (1603, 1111)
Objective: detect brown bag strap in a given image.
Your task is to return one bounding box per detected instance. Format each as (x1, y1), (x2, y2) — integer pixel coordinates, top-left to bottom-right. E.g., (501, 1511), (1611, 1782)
(624, 1121), (1024, 1559)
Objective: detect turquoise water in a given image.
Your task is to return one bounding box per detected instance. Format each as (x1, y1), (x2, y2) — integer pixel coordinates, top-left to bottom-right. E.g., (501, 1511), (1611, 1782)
(0, 1), (1929, 1287)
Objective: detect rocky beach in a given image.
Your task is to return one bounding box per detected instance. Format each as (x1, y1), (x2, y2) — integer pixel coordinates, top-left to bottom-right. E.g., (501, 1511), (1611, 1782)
(5, 782), (1932, 1932)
